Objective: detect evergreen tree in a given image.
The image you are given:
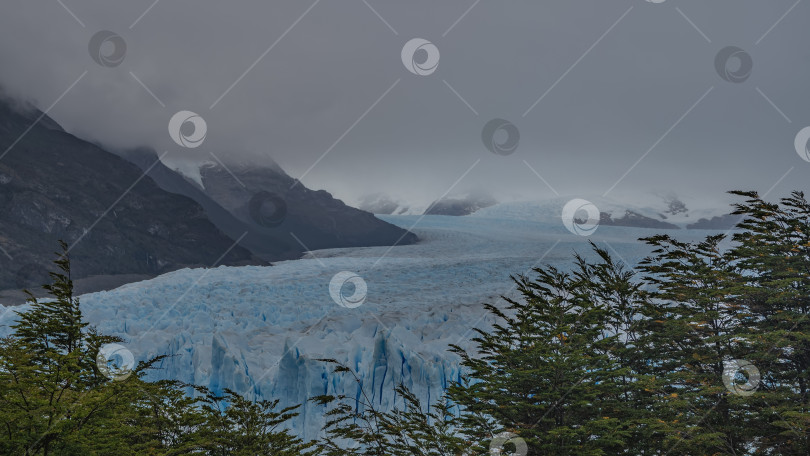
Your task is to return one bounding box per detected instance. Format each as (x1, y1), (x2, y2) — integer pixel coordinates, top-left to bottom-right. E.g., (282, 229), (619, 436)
(725, 190), (810, 453)
(445, 191), (810, 455)
(194, 386), (315, 456)
(0, 241), (140, 455)
(448, 250), (635, 455)
(638, 233), (749, 455)
(6, 189), (810, 455)
(0, 242), (312, 455)
(312, 359), (466, 455)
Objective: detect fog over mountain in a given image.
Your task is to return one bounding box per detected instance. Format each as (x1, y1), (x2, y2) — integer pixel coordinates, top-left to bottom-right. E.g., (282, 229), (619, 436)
(1, 1), (809, 210)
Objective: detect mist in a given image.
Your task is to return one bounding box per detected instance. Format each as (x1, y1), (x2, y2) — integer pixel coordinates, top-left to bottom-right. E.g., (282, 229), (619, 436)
(0, 0), (808, 211)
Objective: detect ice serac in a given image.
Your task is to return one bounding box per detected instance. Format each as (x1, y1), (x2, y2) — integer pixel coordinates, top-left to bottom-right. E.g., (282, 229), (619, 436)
(253, 330), (461, 440)
(209, 333), (254, 398)
(0, 204), (725, 441)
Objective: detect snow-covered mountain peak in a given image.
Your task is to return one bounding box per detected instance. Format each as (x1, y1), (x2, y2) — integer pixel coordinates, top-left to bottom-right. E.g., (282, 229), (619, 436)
(472, 195), (728, 229)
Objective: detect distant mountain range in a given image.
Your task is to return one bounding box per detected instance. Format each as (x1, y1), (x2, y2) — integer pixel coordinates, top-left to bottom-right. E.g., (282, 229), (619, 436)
(0, 98), (416, 295)
(358, 192), (498, 217)
(361, 191), (740, 231)
(685, 213), (743, 230)
(596, 195), (740, 230)
(0, 88), (738, 297)
(599, 210), (680, 230)
(469, 198), (742, 232)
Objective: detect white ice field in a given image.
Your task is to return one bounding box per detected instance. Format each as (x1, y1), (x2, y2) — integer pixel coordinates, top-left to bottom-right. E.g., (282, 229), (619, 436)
(0, 199), (721, 439)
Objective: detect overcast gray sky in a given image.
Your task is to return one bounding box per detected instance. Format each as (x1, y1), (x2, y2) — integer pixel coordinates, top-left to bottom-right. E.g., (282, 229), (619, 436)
(0, 0), (808, 210)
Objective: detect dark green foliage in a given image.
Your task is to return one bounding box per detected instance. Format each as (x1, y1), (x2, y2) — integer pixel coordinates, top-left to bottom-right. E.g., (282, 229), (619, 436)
(5, 189), (810, 455)
(319, 190), (810, 455)
(630, 192), (810, 454)
(312, 359), (467, 456)
(637, 232), (747, 454)
(0, 241), (145, 455)
(447, 246), (639, 455)
(724, 191), (810, 452)
(193, 387), (315, 456)
(0, 242), (308, 455)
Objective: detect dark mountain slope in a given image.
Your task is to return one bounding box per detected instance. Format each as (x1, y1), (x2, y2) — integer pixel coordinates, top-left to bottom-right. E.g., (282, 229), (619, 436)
(199, 162), (418, 252)
(120, 148), (417, 259)
(423, 194), (498, 216)
(0, 100), (260, 291)
(119, 148), (298, 259)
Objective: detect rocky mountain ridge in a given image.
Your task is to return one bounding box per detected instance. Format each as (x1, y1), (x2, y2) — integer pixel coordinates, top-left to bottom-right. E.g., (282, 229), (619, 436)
(120, 149), (418, 260)
(0, 99), (260, 293)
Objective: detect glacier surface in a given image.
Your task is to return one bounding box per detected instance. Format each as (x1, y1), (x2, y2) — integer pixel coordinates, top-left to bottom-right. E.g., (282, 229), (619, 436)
(0, 200), (719, 440)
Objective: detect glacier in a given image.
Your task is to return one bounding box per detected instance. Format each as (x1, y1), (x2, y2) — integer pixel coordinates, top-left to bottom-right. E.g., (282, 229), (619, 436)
(0, 199), (721, 440)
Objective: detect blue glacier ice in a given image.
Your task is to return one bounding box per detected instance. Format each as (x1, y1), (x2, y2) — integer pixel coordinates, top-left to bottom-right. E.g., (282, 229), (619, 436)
(0, 199), (720, 440)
